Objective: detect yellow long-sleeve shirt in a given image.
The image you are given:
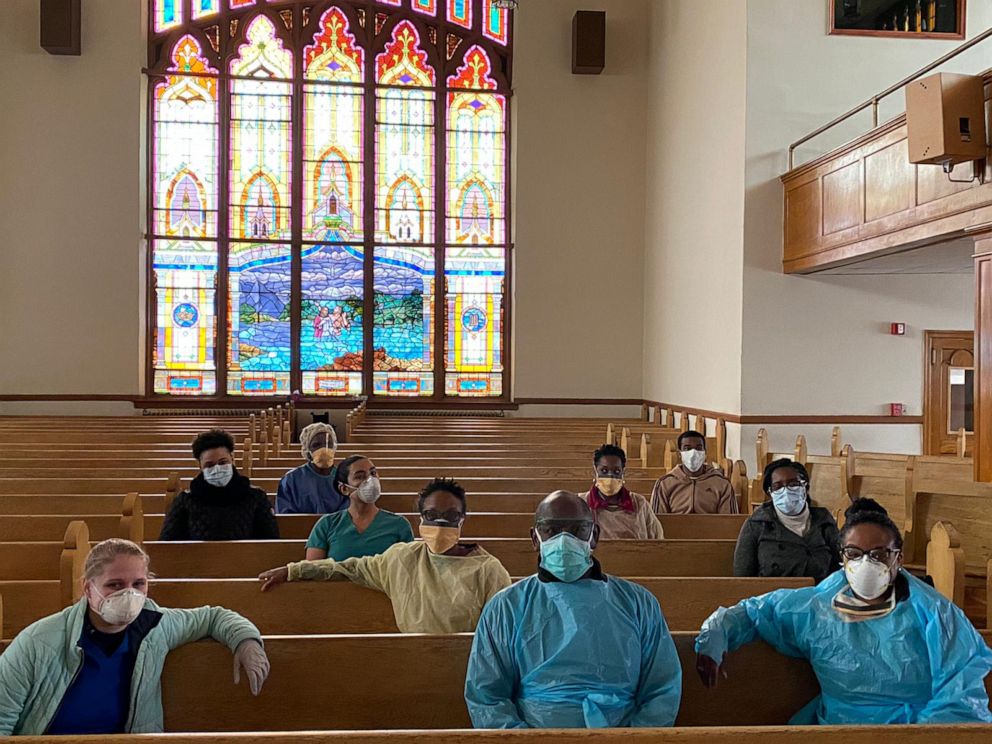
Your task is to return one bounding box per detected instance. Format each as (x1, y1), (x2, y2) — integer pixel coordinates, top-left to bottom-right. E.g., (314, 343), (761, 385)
(287, 540), (511, 633)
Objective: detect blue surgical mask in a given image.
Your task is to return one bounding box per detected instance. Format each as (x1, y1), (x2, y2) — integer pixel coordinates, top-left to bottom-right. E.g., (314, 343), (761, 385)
(771, 485), (807, 516)
(538, 532), (593, 582)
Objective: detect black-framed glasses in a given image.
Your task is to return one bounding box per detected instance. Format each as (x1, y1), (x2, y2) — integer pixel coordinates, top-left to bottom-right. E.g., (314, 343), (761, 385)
(841, 546), (901, 564)
(534, 518), (594, 541)
(769, 479), (806, 491)
(421, 509), (465, 526)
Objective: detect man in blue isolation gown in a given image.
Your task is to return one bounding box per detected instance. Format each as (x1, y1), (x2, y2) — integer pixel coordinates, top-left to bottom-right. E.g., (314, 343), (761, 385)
(695, 498), (992, 725)
(465, 490), (682, 728)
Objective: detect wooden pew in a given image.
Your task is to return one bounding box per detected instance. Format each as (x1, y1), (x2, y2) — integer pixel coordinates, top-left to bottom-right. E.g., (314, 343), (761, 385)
(0, 494), (143, 542)
(142, 539), (738, 579)
(143, 512), (749, 541)
(154, 632), (992, 731)
(0, 521), (89, 594)
(0, 576), (812, 639)
(10, 727), (992, 744)
(0, 493), (169, 514)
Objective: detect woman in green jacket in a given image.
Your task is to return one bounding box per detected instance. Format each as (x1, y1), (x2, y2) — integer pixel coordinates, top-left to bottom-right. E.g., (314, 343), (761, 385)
(0, 538), (270, 736)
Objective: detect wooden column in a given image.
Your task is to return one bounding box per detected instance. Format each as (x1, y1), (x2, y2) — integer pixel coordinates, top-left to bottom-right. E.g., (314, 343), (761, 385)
(973, 229), (992, 481)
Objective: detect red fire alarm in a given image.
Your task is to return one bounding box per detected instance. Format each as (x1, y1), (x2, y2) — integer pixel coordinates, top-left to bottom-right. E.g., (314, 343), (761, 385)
(890, 323), (906, 335)
(890, 403), (905, 417)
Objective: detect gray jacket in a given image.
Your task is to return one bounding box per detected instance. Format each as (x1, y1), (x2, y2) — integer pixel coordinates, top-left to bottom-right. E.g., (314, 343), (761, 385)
(733, 502), (840, 584)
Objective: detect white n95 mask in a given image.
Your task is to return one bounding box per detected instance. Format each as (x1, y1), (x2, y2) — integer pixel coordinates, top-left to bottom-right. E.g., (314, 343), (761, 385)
(91, 587), (146, 626)
(680, 449), (707, 472)
(844, 557), (893, 601)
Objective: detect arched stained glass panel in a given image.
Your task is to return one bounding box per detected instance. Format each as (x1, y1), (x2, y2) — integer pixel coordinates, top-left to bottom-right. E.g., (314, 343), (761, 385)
(147, 1), (511, 400)
(227, 15), (293, 395)
(302, 7), (366, 396)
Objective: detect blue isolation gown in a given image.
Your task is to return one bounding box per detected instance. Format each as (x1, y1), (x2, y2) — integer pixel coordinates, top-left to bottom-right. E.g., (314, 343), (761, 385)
(465, 570), (682, 728)
(695, 569), (992, 724)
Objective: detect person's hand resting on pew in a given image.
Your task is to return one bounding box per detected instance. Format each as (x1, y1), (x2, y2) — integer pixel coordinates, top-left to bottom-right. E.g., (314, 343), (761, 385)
(258, 565), (290, 591)
(695, 652), (728, 688)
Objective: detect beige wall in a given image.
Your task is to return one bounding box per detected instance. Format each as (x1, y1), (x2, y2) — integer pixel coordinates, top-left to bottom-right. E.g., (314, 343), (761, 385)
(641, 0), (747, 415)
(512, 0), (649, 399)
(0, 0), (651, 404)
(0, 0), (146, 397)
(739, 0), (989, 447)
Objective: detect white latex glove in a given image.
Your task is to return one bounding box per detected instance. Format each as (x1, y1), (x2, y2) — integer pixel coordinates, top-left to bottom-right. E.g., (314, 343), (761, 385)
(233, 639), (270, 696)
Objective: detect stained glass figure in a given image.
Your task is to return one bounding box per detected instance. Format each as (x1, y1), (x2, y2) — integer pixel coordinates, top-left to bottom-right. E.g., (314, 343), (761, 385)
(373, 245), (435, 396)
(301, 243), (365, 395)
(154, 0), (184, 32)
(153, 240), (218, 395)
(447, 0), (471, 28)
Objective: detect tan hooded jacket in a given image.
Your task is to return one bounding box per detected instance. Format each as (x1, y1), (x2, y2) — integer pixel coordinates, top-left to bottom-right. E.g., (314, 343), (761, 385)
(650, 465), (738, 514)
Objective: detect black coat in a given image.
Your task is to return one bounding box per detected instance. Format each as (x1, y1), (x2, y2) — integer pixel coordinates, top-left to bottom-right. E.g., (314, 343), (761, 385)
(733, 501), (840, 584)
(158, 471), (279, 541)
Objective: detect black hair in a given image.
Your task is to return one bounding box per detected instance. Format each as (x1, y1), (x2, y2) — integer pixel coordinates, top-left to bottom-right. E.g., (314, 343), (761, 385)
(840, 498), (904, 549)
(678, 430), (706, 449)
(334, 454), (368, 488)
(593, 443), (627, 468)
(761, 458), (810, 494)
(417, 477), (468, 514)
(192, 429), (235, 460)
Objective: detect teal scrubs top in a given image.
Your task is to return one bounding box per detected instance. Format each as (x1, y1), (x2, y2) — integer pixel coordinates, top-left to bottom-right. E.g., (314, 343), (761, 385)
(305, 509), (415, 561)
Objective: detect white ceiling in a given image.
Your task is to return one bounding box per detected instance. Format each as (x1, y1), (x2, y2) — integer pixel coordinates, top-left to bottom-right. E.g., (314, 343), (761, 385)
(817, 238), (975, 275)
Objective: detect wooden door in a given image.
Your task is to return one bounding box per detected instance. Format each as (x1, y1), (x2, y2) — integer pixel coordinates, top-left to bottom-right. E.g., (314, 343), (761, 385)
(924, 331), (975, 456)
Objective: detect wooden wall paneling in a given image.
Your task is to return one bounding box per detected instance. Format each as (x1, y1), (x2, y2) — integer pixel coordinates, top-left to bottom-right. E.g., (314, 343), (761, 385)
(821, 161), (863, 235)
(781, 68), (992, 273)
(864, 140), (915, 223)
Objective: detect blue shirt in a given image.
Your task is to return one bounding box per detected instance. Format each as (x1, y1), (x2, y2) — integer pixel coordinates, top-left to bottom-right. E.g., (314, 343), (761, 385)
(275, 463), (349, 514)
(306, 509), (414, 560)
(47, 626), (132, 734)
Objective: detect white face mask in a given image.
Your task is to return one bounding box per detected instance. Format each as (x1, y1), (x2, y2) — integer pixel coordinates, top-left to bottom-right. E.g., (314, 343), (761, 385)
(354, 476), (382, 504)
(89, 587), (146, 626)
(680, 449), (707, 472)
(771, 485), (807, 516)
(844, 557), (894, 600)
(203, 463), (234, 487)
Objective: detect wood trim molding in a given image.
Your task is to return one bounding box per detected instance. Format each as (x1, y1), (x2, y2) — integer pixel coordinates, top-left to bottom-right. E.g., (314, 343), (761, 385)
(514, 397), (644, 406)
(643, 401), (924, 425)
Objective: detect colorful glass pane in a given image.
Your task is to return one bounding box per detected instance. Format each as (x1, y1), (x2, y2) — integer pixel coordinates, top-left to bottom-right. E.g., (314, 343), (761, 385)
(301, 243), (364, 396)
(153, 37), (219, 239)
(229, 0), (255, 8)
(192, 0), (220, 19)
(444, 246), (503, 397)
(153, 239), (217, 395)
(378, 0), (402, 6)
(482, 0), (508, 45)
(412, 0), (437, 17)
(373, 245), (434, 396)
(154, 0), (183, 32)
(447, 0), (471, 29)
(446, 49), (504, 245)
(229, 16), (293, 241)
(227, 242), (292, 395)
(304, 7), (364, 245)
(375, 21), (435, 86)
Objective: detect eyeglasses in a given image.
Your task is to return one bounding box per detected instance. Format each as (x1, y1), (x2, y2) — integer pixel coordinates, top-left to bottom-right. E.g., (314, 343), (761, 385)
(534, 518), (595, 541)
(841, 546), (901, 564)
(421, 509), (465, 526)
(769, 479), (806, 491)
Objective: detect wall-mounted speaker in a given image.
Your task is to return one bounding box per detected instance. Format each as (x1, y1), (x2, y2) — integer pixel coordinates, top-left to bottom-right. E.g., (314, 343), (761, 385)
(572, 10), (605, 75)
(906, 73), (987, 167)
(41, 0), (81, 56)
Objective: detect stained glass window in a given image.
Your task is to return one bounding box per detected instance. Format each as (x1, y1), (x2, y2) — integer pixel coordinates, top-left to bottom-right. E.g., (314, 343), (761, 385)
(148, 1), (511, 400)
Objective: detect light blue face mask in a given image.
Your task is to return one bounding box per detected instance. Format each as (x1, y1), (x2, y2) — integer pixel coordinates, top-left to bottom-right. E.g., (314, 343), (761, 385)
(770, 485), (807, 516)
(539, 532), (594, 582)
